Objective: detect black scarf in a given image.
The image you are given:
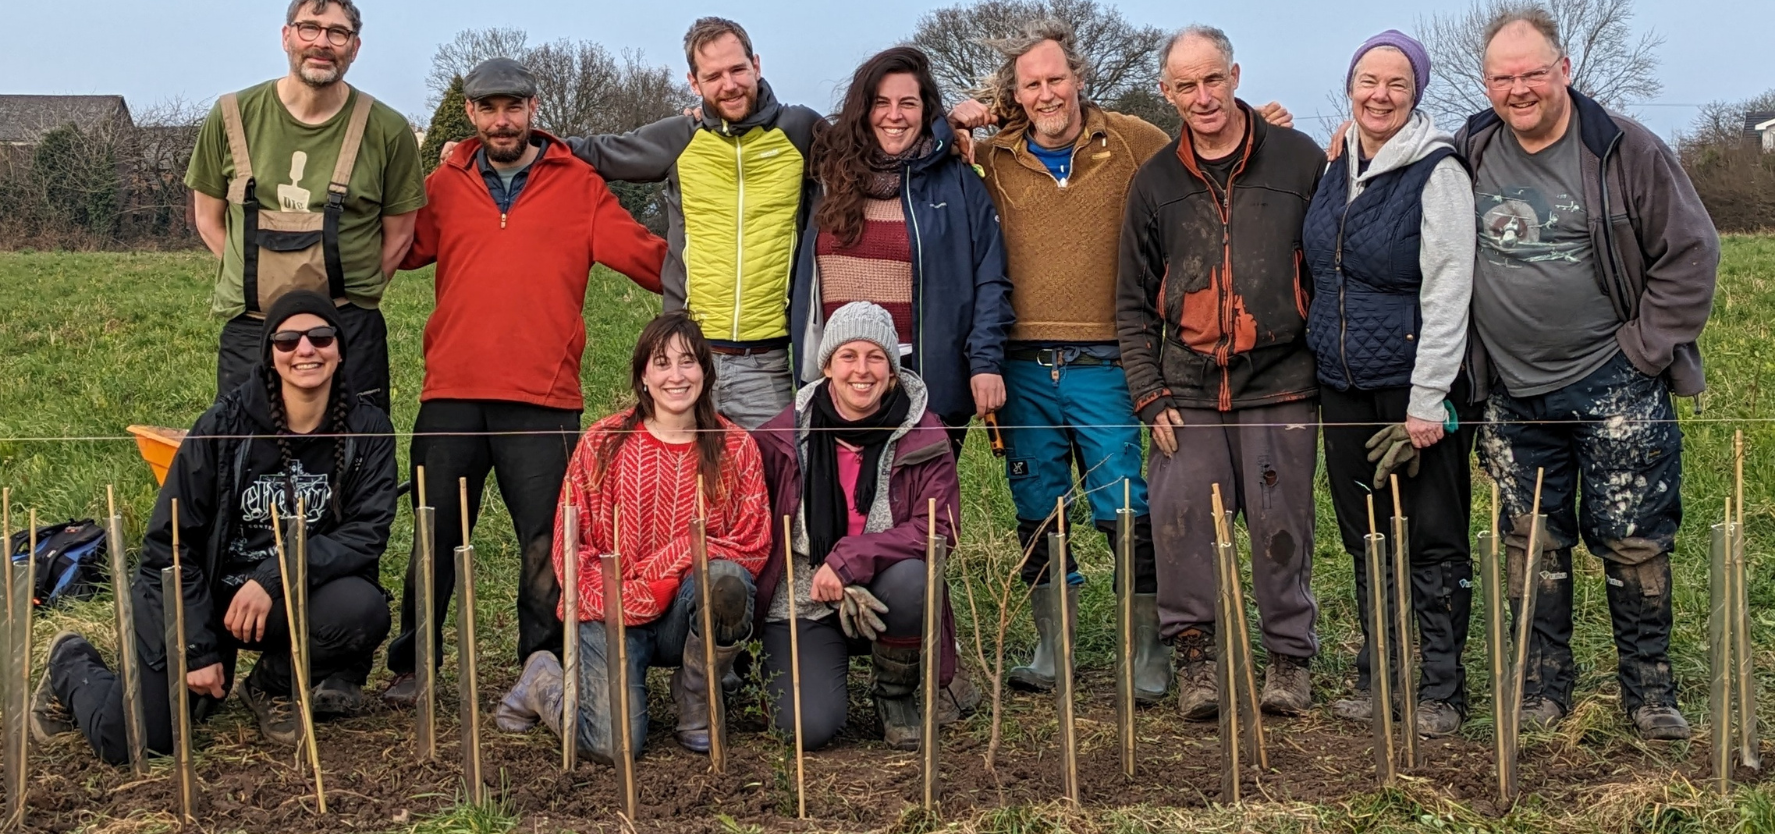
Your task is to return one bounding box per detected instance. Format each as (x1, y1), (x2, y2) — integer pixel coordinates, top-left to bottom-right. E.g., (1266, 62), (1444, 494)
(804, 380), (912, 566)
(861, 134), (935, 200)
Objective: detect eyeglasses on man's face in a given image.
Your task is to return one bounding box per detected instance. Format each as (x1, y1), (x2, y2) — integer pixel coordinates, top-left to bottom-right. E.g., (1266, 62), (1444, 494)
(1483, 62), (1559, 92)
(292, 21), (356, 48)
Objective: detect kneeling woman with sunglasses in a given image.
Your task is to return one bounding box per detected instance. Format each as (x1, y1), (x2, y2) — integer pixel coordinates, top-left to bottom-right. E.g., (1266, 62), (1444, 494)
(756, 302), (978, 751)
(33, 291), (398, 762)
(495, 311), (772, 763)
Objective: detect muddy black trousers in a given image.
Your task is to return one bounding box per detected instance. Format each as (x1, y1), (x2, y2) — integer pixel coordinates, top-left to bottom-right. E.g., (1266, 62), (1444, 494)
(1322, 382), (1479, 713)
(49, 575), (390, 766)
(1477, 351), (1683, 714)
(387, 400), (579, 675)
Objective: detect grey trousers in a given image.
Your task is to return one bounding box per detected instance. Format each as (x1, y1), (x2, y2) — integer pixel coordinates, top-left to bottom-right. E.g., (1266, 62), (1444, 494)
(1147, 399), (1320, 659)
(711, 349), (795, 431)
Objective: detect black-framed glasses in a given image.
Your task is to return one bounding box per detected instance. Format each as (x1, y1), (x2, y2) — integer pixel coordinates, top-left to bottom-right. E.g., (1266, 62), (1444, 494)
(293, 21), (356, 47)
(270, 326), (338, 352)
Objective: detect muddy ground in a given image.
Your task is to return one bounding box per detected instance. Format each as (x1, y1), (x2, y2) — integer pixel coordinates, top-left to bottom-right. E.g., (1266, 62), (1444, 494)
(9, 666), (1762, 833)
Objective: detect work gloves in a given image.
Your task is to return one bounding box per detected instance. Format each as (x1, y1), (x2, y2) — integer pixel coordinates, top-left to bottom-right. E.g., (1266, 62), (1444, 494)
(1365, 423), (1420, 489)
(837, 585), (890, 642)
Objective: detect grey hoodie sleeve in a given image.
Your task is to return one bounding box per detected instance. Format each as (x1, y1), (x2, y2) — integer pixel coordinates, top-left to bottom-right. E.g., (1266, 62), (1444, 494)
(1408, 157), (1476, 423)
(565, 115), (698, 183)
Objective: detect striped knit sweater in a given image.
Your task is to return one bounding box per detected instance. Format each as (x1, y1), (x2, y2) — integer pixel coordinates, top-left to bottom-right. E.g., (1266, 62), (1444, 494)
(553, 410), (771, 626)
(815, 197), (914, 346)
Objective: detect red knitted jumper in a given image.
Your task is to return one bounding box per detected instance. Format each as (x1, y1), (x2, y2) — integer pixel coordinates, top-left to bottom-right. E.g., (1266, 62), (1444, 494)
(553, 411), (771, 626)
(815, 197), (914, 342)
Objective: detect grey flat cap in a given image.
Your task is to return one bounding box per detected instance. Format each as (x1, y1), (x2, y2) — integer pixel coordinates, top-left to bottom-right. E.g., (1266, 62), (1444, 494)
(463, 58), (537, 101)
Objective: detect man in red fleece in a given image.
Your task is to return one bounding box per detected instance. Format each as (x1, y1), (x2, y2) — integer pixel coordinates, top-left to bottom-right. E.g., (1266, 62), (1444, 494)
(384, 58), (667, 706)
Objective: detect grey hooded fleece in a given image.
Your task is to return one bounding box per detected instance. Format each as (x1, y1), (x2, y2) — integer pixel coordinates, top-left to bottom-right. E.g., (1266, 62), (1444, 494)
(1335, 110), (1476, 423)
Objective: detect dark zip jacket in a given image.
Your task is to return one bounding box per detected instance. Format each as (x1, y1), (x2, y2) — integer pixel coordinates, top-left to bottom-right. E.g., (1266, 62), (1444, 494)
(1117, 100), (1324, 417)
(134, 380), (398, 673)
(790, 117), (1014, 424)
(1455, 87), (1719, 398)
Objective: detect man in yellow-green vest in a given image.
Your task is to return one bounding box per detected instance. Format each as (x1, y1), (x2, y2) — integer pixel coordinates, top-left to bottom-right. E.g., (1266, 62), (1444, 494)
(566, 17), (822, 429)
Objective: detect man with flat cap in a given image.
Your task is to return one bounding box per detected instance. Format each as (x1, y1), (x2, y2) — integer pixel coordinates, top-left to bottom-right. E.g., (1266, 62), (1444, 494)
(383, 58), (669, 709)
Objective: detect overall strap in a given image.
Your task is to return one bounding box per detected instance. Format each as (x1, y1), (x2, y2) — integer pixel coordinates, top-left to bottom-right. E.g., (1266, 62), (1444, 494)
(322, 92), (376, 300)
(220, 93), (256, 205)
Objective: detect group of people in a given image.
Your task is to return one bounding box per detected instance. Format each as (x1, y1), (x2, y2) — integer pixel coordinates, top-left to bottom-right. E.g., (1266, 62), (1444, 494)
(30, 0), (1719, 775)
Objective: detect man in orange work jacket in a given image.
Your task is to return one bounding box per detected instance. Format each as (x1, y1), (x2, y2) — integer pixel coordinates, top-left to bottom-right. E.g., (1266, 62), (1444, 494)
(383, 58), (667, 710)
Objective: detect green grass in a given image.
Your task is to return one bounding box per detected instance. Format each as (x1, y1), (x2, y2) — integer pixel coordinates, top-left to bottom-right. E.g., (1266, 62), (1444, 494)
(1, 236), (1774, 832)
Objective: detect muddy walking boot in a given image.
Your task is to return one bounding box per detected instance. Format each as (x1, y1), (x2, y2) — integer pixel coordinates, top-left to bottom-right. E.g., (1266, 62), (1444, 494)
(1417, 699), (1463, 737)
(494, 651), (565, 734)
(1631, 705), (1690, 740)
(240, 669), (302, 746)
(1330, 689), (1372, 722)
(1132, 594), (1171, 704)
(1173, 628), (1218, 721)
(936, 670), (981, 725)
(1599, 546), (1685, 740)
(30, 631), (85, 743)
(1261, 653), (1312, 715)
(873, 643), (923, 751)
(673, 626), (745, 753)
(1008, 582), (1078, 692)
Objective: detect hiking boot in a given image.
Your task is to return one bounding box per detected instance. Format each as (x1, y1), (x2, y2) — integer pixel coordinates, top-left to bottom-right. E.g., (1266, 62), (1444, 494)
(311, 676), (366, 718)
(1261, 654), (1312, 715)
(240, 678), (302, 746)
(672, 628), (744, 752)
(1417, 699), (1464, 737)
(382, 672), (418, 707)
(1173, 628), (1218, 721)
(494, 651), (564, 734)
(1131, 593), (1171, 704)
(1008, 582), (1077, 692)
(30, 631), (85, 743)
(1631, 704), (1691, 741)
(936, 669), (981, 726)
(873, 644), (922, 751)
(1519, 696), (1565, 731)
(1330, 689), (1372, 723)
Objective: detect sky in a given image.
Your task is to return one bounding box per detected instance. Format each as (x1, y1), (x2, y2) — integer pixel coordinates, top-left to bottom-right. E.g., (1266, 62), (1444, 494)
(7, 0), (1770, 141)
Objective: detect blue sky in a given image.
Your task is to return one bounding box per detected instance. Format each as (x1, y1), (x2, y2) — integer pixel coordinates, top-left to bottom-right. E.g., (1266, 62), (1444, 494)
(9, 0), (1770, 140)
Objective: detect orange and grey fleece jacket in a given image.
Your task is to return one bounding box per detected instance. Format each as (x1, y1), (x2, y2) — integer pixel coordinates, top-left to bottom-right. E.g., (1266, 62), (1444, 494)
(552, 412), (772, 627)
(1116, 101), (1325, 415)
(402, 133), (665, 411)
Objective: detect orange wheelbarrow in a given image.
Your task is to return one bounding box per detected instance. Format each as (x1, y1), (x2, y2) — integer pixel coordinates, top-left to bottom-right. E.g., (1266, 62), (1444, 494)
(126, 426), (187, 486)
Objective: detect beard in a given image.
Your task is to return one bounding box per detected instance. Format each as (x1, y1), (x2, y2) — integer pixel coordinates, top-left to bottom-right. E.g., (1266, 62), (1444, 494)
(1029, 106), (1076, 142)
(704, 88), (758, 122)
(481, 128), (531, 163)
(291, 46), (352, 88)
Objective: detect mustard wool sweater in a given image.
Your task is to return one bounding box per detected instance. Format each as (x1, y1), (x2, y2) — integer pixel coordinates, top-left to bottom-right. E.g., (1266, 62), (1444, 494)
(977, 105), (1170, 343)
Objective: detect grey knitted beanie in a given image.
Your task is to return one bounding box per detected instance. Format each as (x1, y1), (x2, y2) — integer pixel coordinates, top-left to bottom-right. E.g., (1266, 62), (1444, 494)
(817, 302), (903, 375)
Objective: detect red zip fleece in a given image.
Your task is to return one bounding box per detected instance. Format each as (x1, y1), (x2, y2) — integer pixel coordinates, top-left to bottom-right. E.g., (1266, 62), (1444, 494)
(402, 132), (666, 410)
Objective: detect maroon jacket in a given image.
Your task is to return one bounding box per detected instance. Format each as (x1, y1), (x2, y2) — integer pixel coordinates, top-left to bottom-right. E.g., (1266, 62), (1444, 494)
(753, 376), (961, 685)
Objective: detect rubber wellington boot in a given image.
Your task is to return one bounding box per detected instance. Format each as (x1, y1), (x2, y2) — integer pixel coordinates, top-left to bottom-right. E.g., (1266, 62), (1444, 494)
(673, 627), (744, 752)
(1131, 593), (1171, 704)
(494, 651), (565, 734)
(873, 643), (924, 751)
(1008, 583), (1078, 691)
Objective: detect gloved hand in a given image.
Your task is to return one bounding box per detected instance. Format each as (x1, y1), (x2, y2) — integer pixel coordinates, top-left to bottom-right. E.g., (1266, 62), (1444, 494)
(1364, 423), (1420, 489)
(838, 585), (890, 641)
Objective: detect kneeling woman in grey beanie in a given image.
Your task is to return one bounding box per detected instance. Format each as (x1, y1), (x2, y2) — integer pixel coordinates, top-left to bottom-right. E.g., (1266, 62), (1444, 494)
(753, 301), (978, 750)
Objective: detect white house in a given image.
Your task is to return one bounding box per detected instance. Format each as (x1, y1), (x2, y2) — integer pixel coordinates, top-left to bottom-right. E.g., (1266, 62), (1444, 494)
(1747, 112), (1775, 153)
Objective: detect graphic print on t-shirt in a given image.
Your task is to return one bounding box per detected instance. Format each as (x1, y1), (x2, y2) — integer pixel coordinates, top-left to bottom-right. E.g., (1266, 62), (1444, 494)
(1476, 184), (1588, 268)
(225, 459), (332, 581)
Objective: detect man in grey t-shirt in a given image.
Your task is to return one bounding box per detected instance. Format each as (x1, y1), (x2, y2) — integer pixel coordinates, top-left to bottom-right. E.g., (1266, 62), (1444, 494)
(1455, 10), (1719, 743)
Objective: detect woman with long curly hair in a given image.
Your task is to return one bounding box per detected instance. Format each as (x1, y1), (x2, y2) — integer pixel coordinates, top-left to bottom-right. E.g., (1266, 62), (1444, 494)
(33, 290), (398, 761)
(792, 46), (1014, 457)
(494, 310), (771, 763)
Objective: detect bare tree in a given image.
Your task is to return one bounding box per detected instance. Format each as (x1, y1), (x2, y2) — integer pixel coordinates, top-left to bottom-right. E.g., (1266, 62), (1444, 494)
(1417, 0), (1663, 129)
(424, 27), (531, 111)
(1678, 89), (1775, 233)
(527, 39), (622, 138)
(906, 0), (1164, 105)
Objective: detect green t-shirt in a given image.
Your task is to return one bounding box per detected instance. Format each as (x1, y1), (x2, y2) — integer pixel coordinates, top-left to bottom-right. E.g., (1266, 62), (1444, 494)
(185, 80), (427, 317)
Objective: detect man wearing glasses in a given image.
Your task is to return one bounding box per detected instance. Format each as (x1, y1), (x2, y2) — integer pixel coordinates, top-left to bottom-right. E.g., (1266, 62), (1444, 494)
(1458, 8), (1717, 740)
(186, 0), (425, 413)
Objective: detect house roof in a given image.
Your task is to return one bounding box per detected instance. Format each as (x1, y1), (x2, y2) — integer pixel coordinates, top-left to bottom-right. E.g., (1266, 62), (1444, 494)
(0, 95), (133, 144)
(1746, 111), (1775, 135)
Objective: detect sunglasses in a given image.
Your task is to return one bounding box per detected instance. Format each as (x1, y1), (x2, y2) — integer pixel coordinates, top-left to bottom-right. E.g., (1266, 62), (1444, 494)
(269, 326), (338, 352)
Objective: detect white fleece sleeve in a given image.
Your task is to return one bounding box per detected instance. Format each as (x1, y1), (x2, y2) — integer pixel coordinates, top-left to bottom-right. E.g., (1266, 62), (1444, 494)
(1408, 157), (1477, 423)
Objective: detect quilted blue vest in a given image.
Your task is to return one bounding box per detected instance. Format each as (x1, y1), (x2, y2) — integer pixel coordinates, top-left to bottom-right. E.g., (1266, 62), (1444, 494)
(1303, 148), (1456, 391)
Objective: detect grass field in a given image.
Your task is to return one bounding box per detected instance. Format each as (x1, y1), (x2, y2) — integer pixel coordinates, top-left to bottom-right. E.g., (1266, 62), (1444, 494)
(0, 238), (1772, 833)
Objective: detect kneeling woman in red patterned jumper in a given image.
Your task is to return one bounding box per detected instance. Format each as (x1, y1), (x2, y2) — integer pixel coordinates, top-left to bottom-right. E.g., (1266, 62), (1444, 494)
(756, 301), (979, 751)
(494, 311), (771, 763)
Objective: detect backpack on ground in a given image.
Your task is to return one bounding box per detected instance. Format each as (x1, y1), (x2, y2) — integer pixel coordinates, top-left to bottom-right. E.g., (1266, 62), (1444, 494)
(7, 519), (109, 608)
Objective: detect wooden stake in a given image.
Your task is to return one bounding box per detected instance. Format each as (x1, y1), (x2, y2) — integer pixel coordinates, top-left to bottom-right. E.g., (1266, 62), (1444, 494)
(1482, 481), (1514, 802)
(559, 502), (580, 773)
(456, 479), (486, 805)
(1365, 494), (1396, 786)
(1711, 510), (1732, 796)
(3, 510), (37, 830)
(1390, 475), (1419, 769)
(691, 477), (724, 773)
(1051, 498), (1080, 804)
(1115, 479), (1137, 780)
(1734, 431), (1759, 771)
(165, 500), (197, 822)
(1215, 487), (1267, 772)
(271, 504), (326, 814)
(413, 467), (437, 761)
(105, 486), (148, 777)
(1508, 470), (1547, 762)
(1210, 486), (1242, 803)
(920, 498), (944, 812)
(1, 488), (12, 733)
(780, 514), (807, 819)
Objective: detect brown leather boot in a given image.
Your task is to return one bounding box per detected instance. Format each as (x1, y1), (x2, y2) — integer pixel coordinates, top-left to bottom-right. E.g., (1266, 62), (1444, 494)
(1173, 628), (1218, 721)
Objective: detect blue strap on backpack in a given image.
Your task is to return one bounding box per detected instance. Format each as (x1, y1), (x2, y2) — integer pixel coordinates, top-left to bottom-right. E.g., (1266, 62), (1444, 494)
(7, 519), (109, 608)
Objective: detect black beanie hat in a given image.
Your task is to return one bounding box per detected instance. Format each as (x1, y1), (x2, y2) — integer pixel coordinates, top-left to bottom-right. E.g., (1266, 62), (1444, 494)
(260, 290), (348, 369)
